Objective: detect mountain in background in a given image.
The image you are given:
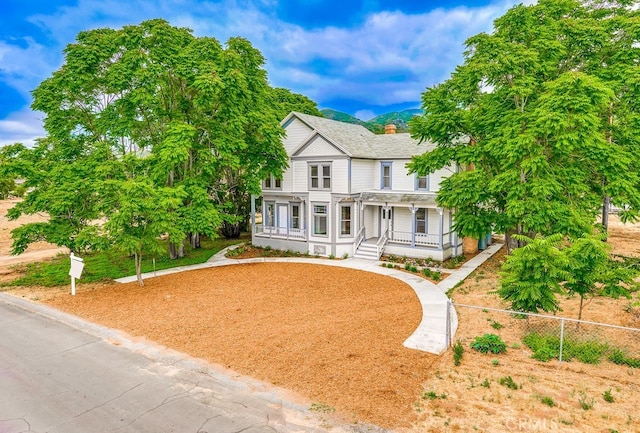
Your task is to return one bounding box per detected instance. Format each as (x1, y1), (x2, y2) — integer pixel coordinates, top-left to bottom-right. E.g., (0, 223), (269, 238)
(320, 108), (422, 133)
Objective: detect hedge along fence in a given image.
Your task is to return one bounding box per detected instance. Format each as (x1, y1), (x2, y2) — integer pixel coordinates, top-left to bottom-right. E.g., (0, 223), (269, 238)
(449, 303), (640, 367)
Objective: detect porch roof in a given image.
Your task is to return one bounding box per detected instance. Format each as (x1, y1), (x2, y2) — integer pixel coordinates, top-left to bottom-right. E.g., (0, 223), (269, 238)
(359, 191), (439, 207)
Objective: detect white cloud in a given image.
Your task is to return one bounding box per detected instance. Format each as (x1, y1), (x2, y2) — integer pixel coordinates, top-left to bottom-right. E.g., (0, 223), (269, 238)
(354, 110), (376, 121)
(0, 108), (45, 148)
(0, 0), (523, 144)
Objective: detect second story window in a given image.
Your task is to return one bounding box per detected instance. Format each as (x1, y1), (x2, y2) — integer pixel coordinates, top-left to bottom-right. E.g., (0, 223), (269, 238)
(381, 162), (392, 189)
(310, 163), (331, 190)
(416, 175), (429, 190)
(263, 175), (281, 189)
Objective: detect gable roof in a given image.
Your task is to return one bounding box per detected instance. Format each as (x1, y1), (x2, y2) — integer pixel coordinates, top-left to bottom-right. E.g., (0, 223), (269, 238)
(285, 112), (434, 159)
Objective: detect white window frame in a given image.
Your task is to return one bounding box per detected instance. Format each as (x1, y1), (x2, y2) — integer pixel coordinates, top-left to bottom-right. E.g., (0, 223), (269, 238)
(415, 174), (429, 191)
(309, 163), (331, 190)
(263, 174), (282, 190)
(340, 204), (353, 237)
(264, 202), (275, 227)
(312, 203), (328, 236)
(416, 208), (427, 234)
(381, 161), (392, 189)
(290, 202), (301, 229)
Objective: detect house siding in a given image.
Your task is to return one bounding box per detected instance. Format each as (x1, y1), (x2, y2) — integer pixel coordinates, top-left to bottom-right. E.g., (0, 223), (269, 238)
(296, 135), (344, 158)
(332, 159), (349, 194)
(390, 159), (414, 191)
(351, 159), (375, 193)
(282, 118), (313, 154)
(292, 160), (308, 192)
(394, 208), (413, 233)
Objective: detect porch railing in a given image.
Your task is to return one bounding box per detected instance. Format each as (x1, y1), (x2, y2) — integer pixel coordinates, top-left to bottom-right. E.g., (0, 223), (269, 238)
(355, 226), (366, 250)
(254, 224), (306, 240)
(388, 231), (447, 247)
(376, 228), (388, 258)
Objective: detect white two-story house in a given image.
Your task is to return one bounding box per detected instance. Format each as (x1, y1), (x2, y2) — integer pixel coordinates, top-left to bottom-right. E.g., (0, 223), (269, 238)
(250, 112), (463, 261)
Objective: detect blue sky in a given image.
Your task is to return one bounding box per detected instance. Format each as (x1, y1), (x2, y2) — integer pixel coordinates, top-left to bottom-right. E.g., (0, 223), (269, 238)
(0, 0), (525, 147)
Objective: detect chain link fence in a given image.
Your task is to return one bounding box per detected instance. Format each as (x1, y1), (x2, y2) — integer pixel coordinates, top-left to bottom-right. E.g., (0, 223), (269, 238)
(449, 303), (640, 367)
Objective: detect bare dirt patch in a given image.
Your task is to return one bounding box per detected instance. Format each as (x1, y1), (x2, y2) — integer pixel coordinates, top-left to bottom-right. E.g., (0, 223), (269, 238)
(0, 199), (66, 265)
(29, 263), (438, 429)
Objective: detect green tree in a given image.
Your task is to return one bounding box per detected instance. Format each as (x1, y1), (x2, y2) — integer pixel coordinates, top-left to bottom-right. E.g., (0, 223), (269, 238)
(408, 0), (640, 250)
(564, 235), (637, 320)
(104, 176), (185, 286)
(270, 87), (323, 120)
(10, 19), (290, 261)
(497, 233), (568, 314)
(0, 144), (25, 199)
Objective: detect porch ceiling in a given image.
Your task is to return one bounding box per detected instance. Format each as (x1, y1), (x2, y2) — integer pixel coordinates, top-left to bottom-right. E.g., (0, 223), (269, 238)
(359, 191), (439, 207)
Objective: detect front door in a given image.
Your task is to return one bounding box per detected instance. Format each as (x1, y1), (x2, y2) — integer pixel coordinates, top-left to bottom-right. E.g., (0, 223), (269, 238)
(277, 204), (288, 235)
(380, 206), (392, 235)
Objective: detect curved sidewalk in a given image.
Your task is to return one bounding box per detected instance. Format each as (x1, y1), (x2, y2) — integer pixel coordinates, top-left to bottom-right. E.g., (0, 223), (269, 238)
(115, 243), (504, 354)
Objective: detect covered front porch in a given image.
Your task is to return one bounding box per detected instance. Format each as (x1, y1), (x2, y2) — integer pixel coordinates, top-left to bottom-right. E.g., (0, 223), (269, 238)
(354, 191), (460, 261)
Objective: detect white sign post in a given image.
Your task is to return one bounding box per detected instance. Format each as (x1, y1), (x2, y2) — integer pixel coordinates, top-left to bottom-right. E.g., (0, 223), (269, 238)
(69, 252), (84, 296)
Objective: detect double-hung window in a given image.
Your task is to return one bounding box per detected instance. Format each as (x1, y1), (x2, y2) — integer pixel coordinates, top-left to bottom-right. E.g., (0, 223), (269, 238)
(313, 204), (328, 236)
(265, 202), (275, 227)
(263, 175), (281, 189)
(381, 162), (392, 189)
(310, 163), (331, 190)
(416, 208), (427, 234)
(416, 175), (429, 190)
(340, 204), (352, 236)
(290, 203), (300, 229)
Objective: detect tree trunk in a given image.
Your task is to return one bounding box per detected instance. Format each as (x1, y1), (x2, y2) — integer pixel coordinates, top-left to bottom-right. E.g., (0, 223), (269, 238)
(221, 221), (241, 239)
(169, 240), (185, 259)
(169, 243), (179, 260)
(505, 228), (519, 254)
(189, 233), (200, 249)
(602, 194), (610, 239)
(135, 252), (144, 287)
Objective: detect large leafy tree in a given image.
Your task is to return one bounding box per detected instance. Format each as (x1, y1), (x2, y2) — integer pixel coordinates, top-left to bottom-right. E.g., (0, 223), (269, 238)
(9, 20), (301, 262)
(408, 0), (640, 249)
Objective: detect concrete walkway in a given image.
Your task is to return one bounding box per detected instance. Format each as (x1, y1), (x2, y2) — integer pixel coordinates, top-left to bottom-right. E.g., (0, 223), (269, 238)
(115, 243), (504, 354)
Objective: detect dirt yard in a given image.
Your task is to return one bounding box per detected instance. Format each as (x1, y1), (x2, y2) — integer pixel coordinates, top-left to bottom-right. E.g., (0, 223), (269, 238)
(32, 263), (436, 429)
(0, 199), (67, 268)
(3, 199), (640, 431)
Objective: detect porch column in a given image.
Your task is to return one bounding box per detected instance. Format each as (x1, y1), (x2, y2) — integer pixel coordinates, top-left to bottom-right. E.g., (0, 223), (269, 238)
(437, 207), (444, 250)
(251, 194), (256, 236)
(410, 205), (417, 247)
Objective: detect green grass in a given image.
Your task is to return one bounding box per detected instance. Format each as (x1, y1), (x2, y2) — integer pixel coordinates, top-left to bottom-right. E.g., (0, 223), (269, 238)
(2, 235), (246, 287)
(522, 330), (633, 366)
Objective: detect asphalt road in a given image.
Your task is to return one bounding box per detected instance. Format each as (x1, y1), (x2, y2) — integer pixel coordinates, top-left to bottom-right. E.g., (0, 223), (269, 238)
(0, 294), (366, 433)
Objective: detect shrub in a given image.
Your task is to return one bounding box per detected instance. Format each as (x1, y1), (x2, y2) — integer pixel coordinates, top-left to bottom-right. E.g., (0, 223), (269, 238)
(498, 376), (519, 390)
(603, 389), (615, 403)
(470, 334), (507, 354)
(422, 268), (432, 278)
(540, 396), (555, 407)
(432, 271), (442, 281)
(453, 340), (464, 366)
(608, 349), (640, 368)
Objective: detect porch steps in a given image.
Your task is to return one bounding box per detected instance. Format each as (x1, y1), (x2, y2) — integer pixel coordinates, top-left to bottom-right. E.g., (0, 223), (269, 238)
(353, 242), (380, 260)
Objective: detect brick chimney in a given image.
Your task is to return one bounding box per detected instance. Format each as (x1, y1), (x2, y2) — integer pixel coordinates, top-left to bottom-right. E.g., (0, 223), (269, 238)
(384, 124), (397, 134)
